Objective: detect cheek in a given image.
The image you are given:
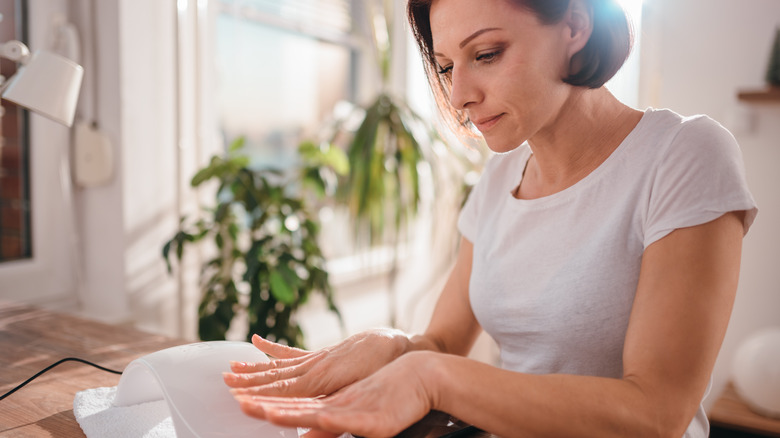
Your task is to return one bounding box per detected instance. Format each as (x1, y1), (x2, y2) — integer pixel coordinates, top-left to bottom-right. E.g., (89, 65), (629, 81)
(492, 63), (547, 110)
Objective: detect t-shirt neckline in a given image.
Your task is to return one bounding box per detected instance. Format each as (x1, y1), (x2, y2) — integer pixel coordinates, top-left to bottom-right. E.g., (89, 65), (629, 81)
(508, 108), (654, 207)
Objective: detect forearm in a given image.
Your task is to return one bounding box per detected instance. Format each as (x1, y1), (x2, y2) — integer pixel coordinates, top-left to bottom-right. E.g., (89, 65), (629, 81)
(397, 237), (481, 358)
(423, 352), (693, 438)
(402, 332), (463, 355)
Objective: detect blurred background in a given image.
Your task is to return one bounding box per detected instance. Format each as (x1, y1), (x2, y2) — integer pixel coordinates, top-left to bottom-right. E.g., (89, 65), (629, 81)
(0, 0), (778, 413)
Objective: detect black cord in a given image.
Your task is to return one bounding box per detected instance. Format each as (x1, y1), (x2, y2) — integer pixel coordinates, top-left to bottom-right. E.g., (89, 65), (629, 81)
(0, 357), (123, 401)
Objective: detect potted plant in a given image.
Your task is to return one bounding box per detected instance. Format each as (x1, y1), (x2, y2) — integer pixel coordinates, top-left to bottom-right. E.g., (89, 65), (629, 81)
(163, 137), (346, 348)
(311, 0), (483, 327)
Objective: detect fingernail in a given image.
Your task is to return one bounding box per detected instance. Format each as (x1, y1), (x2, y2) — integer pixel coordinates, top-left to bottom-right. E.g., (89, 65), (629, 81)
(223, 372), (237, 382)
(230, 361), (247, 368)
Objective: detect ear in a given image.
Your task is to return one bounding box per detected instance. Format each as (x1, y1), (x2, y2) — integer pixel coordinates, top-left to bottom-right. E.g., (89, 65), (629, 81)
(563, 0), (593, 58)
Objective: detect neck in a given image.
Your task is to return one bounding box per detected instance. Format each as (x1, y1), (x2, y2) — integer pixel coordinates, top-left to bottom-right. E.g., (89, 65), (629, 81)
(518, 87), (642, 199)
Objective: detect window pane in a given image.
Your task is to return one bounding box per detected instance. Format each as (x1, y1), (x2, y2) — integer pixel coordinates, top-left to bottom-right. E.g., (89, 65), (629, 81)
(0, 0), (32, 263)
(228, 0), (352, 34)
(215, 0), (357, 168)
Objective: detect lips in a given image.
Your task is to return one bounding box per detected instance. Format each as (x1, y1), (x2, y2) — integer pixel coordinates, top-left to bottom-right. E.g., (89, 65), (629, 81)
(472, 113), (504, 132)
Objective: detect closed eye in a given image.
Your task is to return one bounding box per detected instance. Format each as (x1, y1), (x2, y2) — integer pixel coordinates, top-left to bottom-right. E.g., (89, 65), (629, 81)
(476, 49), (502, 63)
(438, 64), (453, 76)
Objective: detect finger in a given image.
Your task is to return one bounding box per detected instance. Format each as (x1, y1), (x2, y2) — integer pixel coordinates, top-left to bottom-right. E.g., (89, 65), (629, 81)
(228, 334), (310, 373)
(236, 397), (332, 430)
(235, 396), (268, 421)
(263, 406), (342, 433)
(237, 395), (388, 437)
(228, 377), (318, 397)
(252, 334), (310, 359)
(225, 354), (328, 393)
(262, 404), (384, 437)
(235, 394), (324, 408)
(229, 354), (309, 373)
(317, 411), (388, 437)
(224, 359), (313, 388)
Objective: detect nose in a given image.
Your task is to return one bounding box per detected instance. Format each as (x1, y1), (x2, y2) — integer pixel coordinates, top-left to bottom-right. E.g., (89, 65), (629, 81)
(449, 66), (481, 110)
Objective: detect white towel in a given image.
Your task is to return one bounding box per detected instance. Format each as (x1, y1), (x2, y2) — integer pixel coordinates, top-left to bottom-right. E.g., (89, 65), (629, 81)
(73, 386), (351, 438)
(73, 386), (175, 438)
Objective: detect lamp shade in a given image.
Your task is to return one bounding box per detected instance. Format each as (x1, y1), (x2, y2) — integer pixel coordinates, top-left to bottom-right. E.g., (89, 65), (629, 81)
(2, 50), (83, 127)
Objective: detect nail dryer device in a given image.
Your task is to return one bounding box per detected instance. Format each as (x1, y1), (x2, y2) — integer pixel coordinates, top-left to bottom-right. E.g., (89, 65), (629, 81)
(113, 341), (298, 438)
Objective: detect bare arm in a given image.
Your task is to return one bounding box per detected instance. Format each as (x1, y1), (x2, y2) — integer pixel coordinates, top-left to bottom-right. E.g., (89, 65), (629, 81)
(236, 212), (745, 437)
(407, 237), (482, 356)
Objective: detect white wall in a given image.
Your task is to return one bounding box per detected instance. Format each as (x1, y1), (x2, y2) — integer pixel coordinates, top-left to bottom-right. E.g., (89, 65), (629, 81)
(639, 0), (780, 409)
(117, 0), (181, 336)
(64, 0), (129, 322)
(55, 0), (181, 334)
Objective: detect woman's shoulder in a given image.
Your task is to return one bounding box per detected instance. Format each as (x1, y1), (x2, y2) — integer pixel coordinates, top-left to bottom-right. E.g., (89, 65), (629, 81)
(631, 108), (741, 163)
(639, 108), (736, 146)
(636, 108), (756, 245)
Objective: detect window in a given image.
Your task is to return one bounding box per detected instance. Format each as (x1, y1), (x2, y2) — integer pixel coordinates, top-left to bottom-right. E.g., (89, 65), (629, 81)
(0, 0), (31, 263)
(214, 0), (368, 168)
(0, 0), (78, 303)
(605, 0), (645, 107)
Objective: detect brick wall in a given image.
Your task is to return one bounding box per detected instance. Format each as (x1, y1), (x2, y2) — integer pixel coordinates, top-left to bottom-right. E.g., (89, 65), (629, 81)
(0, 57), (31, 262)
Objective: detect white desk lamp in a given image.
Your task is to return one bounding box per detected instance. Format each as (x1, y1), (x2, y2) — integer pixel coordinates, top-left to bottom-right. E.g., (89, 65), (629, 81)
(0, 39), (84, 127)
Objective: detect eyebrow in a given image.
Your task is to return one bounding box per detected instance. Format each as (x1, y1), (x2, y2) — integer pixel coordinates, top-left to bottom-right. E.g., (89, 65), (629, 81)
(434, 27), (502, 57)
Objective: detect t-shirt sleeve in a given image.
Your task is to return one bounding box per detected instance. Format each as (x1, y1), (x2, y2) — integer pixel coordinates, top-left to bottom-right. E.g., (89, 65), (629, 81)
(644, 116), (758, 248)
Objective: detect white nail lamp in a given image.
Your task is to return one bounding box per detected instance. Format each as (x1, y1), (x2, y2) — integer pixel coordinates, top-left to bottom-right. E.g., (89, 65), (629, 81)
(0, 40), (84, 127)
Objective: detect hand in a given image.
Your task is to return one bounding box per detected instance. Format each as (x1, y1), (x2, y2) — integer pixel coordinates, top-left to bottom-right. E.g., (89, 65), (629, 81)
(232, 351), (438, 438)
(224, 329), (411, 398)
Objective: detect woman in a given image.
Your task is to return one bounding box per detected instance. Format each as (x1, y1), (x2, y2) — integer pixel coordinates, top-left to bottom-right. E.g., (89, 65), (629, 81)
(225, 0), (758, 436)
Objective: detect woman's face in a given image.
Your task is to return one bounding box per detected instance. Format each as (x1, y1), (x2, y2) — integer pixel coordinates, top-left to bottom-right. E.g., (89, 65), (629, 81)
(430, 0), (576, 153)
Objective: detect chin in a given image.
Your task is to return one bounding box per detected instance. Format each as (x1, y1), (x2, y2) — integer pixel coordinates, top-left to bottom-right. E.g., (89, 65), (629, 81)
(484, 138), (524, 155)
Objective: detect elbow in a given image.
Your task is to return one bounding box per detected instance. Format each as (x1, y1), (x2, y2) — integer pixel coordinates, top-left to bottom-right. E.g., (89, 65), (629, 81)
(662, 410), (701, 438)
(647, 418), (693, 438)
(622, 379), (699, 438)
(627, 408), (695, 438)
(648, 396), (702, 438)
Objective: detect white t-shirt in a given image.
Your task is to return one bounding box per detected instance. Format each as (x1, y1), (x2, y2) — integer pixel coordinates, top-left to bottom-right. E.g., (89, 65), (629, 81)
(458, 108), (757, 437)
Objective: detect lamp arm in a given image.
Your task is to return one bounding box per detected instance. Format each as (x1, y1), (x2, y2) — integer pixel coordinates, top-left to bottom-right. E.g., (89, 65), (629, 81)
(0, 40), (31, 64)
(0, 40), (31, 93)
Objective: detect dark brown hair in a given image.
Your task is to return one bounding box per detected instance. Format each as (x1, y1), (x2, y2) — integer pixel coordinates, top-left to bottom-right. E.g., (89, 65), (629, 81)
(407, 0), (633, 130)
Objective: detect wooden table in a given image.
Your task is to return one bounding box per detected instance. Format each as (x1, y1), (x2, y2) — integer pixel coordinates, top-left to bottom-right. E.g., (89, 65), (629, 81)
(709, 382), (780, 437)
(0, 302), (184, 437)
(0, 302), (488, 438)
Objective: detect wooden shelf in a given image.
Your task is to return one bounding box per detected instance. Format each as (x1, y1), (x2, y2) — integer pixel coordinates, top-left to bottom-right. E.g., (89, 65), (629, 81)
(738, 86), (780, 102)
(709, 382), (780, 437)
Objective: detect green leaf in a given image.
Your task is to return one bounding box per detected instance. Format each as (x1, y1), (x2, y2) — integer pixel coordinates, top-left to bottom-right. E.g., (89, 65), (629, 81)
(161, 240), (174, 273)
(175, 235), (186, 260)
(228, 137), (246, 153)
(322, 145), (349, 175)
(198, 296), (235, 341)
(269, 269), (297, 305)
(228, 155), (251, 169)
(190, 156), (223, 186)
(297, 140), (319, 158)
